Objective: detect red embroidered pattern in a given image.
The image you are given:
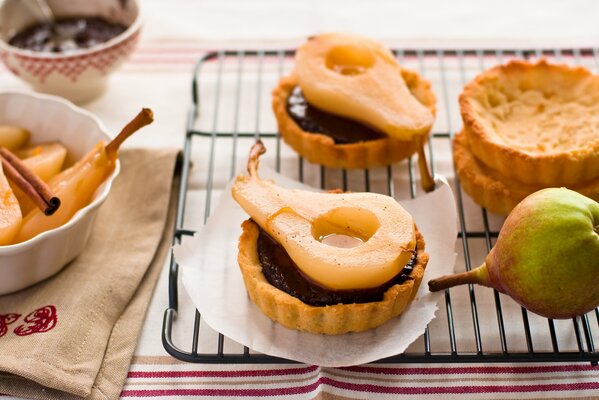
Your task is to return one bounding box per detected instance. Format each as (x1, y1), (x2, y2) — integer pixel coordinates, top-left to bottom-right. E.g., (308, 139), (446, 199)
(0, 314), (20, 337)
(14, 305), (57, 336)
(12, 31), (139, 83)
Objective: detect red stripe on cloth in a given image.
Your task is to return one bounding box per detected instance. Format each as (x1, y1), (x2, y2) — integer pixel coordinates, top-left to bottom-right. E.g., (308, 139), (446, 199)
(342, 364), (598, 375)
(322, 378), (599, 395)
(128, 365), (318, 379)
(121, 377), (599, 397)
(122, 382), (319, 397)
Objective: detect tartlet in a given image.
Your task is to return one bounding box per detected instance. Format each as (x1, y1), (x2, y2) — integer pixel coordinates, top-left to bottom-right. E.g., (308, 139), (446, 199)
(273, 69), (436, 169)
(453, 130), (599, 215)
(237, 219), (429, 335)
(272, 33), (436, 170)
(233, 140), (430, 335)
(460, 60), (599, 186)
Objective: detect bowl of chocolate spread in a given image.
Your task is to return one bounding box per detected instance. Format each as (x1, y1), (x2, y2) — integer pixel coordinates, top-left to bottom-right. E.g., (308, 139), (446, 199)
(0, 0), (141, 103)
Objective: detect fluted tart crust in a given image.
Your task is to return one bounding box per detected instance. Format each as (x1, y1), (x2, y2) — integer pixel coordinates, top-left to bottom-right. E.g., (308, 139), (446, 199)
(272, 69), (436, 169)
(460, 60), (599, 187)
(453, 130), (599, 215)
(237, 219), (429, 335)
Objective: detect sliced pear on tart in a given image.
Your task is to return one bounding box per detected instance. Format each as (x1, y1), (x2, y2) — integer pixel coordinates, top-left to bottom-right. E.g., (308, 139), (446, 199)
(232, 141), (416, 290)
(295, 33), (434, 141)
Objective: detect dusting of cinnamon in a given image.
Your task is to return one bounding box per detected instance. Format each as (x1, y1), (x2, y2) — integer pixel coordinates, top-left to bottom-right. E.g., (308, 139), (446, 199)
(2, 190), (13, 207)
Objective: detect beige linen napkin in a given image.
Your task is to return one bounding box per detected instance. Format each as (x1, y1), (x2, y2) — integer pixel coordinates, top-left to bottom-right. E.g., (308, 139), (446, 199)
(0, 148), (180, 400)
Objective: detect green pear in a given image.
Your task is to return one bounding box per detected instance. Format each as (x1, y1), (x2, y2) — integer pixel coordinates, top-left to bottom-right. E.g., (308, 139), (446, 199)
(429, 187), (599, 319)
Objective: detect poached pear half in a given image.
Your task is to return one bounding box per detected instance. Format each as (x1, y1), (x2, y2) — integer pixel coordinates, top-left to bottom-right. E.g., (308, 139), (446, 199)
(429, 187), (599, 319)
(232, 141), (417, 290)
(295, 32), (434, 141)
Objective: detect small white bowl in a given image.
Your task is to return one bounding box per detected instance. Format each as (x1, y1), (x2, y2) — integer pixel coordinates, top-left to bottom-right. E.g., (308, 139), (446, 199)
(0, 0), (141, 103)
(0, 91), (119, 295)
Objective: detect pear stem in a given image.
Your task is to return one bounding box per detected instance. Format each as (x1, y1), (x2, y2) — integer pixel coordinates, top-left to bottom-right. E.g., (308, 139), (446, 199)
(415, 135), (435, 193)
(247, 140), (266, 177)
(428, 263), (490, 292)
(105, 108), (154, 157)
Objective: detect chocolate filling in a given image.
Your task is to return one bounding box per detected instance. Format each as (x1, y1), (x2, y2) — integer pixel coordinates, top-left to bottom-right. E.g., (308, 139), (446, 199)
(256, 224), (416, 306)
(286, 86), (386, 144)
(9, 17), (127, 53)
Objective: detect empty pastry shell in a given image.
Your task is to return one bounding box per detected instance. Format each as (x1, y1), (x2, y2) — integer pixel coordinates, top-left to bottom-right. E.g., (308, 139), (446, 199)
(460, 60), (599, 187)
(453, 130), (599, 215)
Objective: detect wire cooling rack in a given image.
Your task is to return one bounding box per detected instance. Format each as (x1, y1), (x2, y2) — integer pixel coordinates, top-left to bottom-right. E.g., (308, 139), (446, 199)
(162, 47), (599, 365)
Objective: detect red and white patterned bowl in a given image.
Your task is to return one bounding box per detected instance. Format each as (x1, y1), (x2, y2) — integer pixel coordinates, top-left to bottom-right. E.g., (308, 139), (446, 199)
(0, 0), (141, 103)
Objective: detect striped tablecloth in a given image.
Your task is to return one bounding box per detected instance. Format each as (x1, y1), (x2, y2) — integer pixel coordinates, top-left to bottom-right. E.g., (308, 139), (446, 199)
(2, 1), (599, 398)
(123, 359), (599, 398)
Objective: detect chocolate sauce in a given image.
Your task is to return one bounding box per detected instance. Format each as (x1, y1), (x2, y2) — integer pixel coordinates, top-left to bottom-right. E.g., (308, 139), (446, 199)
(286, 86), (386, 144)
(256, 224), (416, 306)
(8, 17), (127, 53)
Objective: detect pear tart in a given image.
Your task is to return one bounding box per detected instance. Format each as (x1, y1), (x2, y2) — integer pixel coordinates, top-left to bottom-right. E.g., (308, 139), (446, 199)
(233, 141), (429, 335)
(272, 33), (436, 169)
(453, 130), (599, 215)
(460, 60), (599, 186)
(238, 220), (428, 335)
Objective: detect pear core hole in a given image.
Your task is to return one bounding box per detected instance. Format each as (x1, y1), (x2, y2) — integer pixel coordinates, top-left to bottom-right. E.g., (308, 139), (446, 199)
(312, 207), (380, 247)
(325, 45), (375, 76)
(320, 234), (363, 248)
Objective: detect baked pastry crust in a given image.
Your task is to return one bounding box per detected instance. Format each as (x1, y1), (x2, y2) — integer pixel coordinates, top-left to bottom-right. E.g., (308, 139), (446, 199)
(237, 219), (429, 335)
(460, 60), (599, 187)
(453, 129), (599, 215)
(272, 69), (436, 169)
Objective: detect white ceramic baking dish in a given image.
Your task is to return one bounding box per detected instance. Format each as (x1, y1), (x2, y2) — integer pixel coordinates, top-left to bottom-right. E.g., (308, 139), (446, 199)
(0, 91), (119, 295)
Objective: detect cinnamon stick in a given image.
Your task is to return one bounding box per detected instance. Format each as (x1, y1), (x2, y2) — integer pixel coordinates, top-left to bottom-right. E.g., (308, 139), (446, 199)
(0, 147), (61, 216)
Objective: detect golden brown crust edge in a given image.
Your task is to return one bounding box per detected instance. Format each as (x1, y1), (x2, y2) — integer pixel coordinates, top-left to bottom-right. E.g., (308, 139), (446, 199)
(237, 219), (429, 335)
(453, 129), (599, 215)
(272, 68), (436, 169)
(459, 59), (599, 187)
